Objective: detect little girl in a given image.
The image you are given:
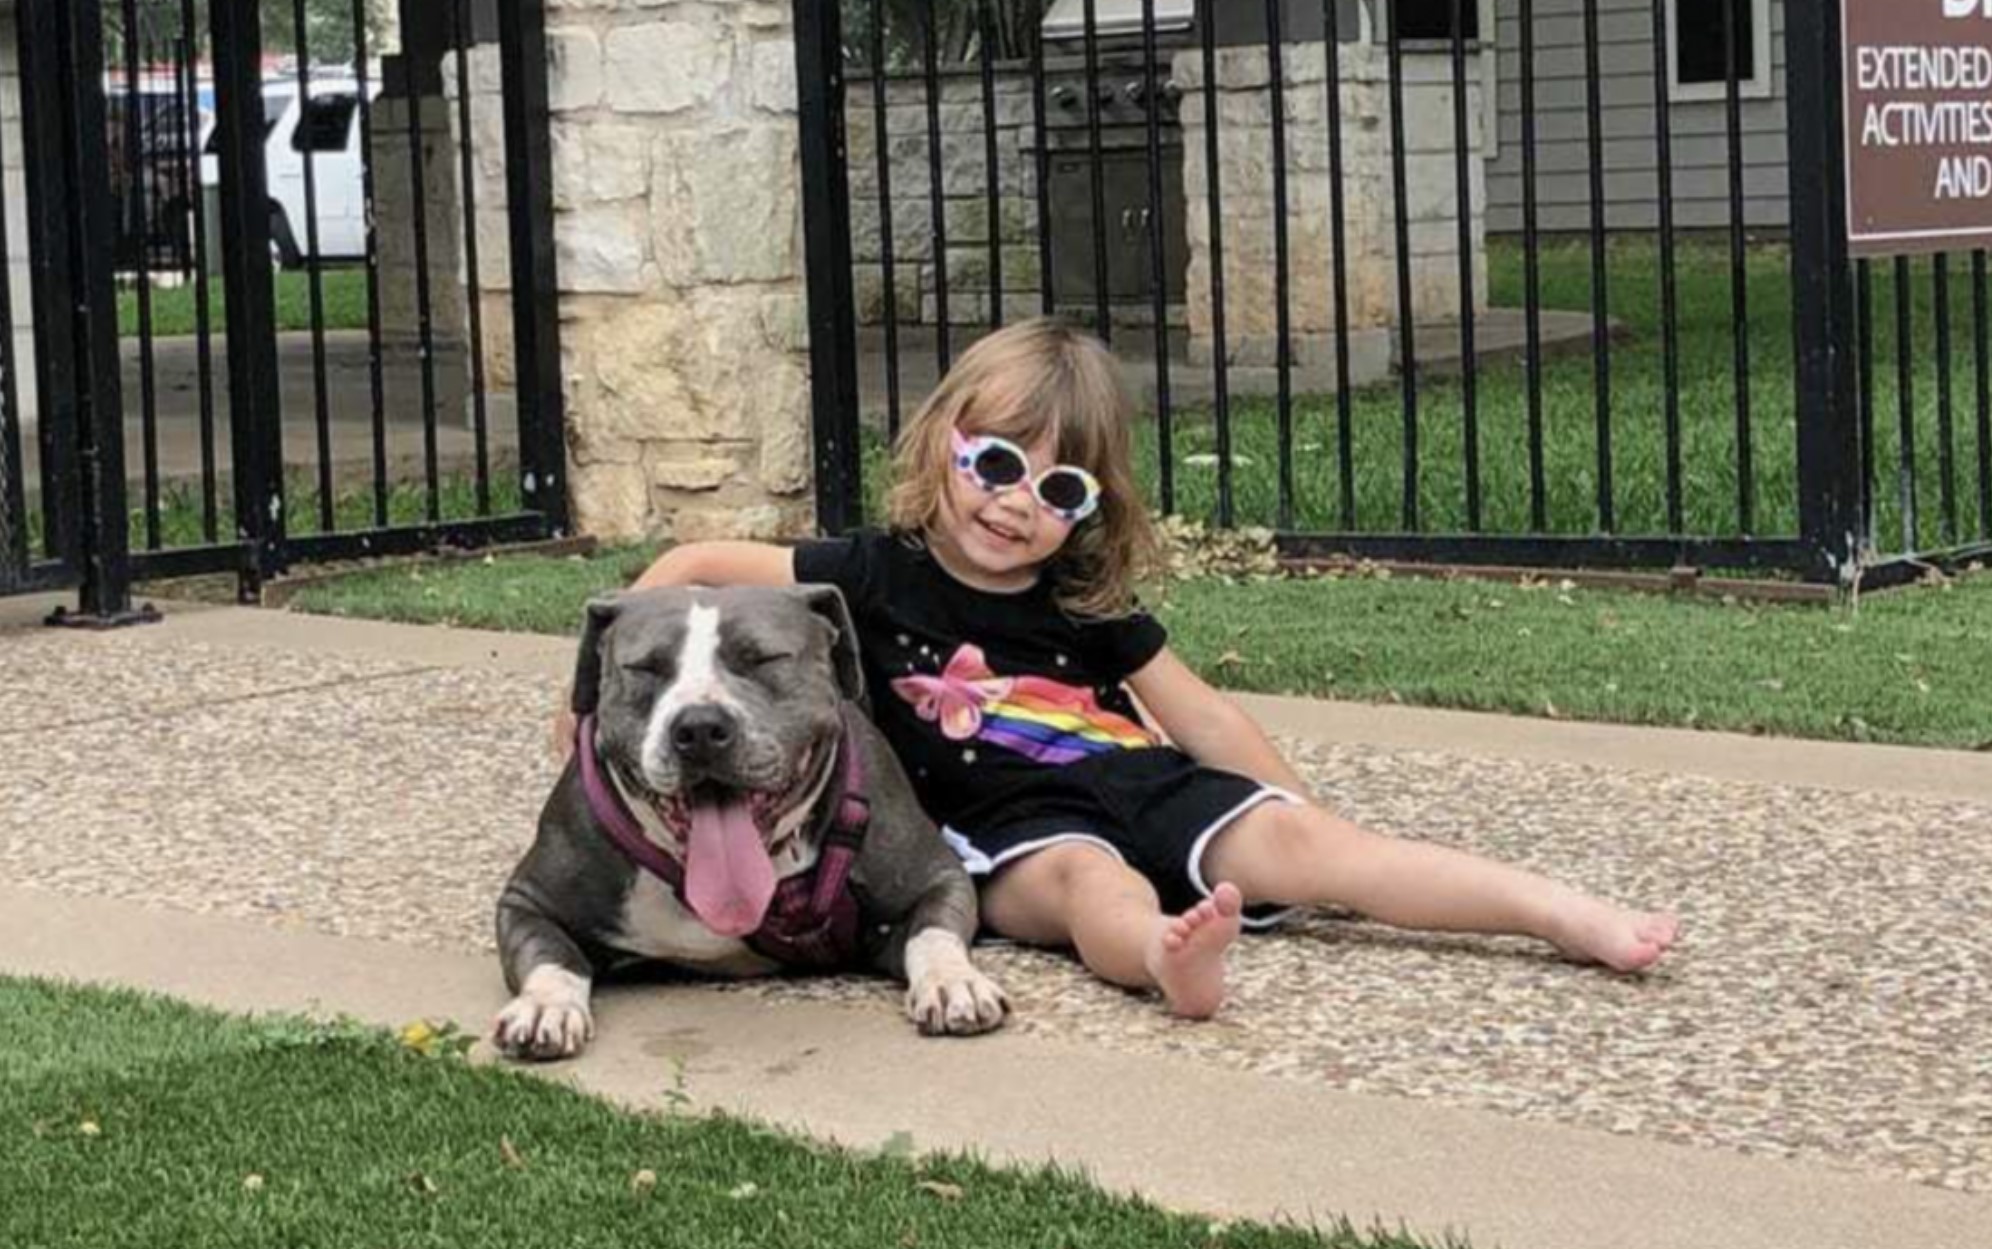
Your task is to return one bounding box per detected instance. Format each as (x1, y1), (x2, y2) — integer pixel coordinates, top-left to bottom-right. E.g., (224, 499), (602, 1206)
(622, 318), (1677, 1018)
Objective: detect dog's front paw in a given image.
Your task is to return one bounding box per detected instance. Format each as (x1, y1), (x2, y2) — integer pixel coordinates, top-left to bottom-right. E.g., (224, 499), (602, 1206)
(903, 930), (1008, 1036)
(492, 966), (595, 1060)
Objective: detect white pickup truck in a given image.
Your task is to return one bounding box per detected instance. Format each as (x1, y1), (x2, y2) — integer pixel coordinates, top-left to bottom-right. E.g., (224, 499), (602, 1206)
(199, 74), (383, 267)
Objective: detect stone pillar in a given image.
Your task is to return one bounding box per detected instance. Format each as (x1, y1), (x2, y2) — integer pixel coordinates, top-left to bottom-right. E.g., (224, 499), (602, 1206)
(546, 0), (810, 543)
(1, 5), (35, 432)
(373, 2), (471, 427)
(1174, 39), (1486, 384)
(844, 67), (1043, 329)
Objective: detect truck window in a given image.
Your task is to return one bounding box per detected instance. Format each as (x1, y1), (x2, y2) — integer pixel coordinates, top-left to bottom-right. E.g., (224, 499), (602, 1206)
(202, 90), (292, 156)
(292, 94), (360, 154)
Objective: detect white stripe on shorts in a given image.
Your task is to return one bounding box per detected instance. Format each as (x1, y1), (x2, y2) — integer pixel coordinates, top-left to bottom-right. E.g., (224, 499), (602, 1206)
(1186, 785), (1304, 931)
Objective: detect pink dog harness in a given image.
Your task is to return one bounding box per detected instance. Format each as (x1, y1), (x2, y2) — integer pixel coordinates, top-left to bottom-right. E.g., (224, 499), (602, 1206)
(576, 711), (870, 968)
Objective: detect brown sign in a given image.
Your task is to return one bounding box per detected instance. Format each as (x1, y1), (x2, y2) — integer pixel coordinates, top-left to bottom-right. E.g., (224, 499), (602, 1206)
(1844, 0), (1992, 256)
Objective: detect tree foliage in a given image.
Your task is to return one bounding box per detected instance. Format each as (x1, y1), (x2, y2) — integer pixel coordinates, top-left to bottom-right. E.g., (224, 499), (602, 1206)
(103, 0), (395, 69)
(845, 0), (1048, 70)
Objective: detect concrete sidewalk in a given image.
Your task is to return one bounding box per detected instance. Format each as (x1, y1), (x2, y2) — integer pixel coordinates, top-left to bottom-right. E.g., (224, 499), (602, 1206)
(3, 592), (1990, 1248)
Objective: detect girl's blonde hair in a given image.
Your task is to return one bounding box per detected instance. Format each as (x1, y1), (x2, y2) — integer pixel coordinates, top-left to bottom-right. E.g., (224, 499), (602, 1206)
(885, 317), (1159, 618)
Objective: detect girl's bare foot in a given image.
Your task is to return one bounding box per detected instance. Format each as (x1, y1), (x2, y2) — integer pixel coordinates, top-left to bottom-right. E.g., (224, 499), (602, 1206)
(1145, 883), (1243, 1018)
(1552, 900), (1681, 972)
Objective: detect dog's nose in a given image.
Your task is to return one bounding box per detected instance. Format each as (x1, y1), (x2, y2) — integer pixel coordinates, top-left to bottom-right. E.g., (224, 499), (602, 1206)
(669, 705), (738, 762)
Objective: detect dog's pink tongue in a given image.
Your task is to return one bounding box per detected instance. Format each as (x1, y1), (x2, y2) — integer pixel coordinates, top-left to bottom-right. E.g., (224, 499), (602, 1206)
(684, 797), (776, 938)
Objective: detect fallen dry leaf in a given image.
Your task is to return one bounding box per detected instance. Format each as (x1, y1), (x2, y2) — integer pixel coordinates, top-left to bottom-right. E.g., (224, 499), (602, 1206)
(631, 1169), (658, 1193)
(500, 1135), (526, 1170)
(916, 1180), (966, 1201)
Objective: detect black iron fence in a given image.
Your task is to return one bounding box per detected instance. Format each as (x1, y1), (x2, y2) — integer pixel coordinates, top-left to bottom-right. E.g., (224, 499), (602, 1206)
(1, 0), (567, 620)
(798, 0), (1990, 588)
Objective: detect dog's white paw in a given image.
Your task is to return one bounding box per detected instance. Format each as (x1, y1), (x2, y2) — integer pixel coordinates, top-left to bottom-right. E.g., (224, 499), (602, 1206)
(492, 965), (595, 1061)
(903, 929), (1008, 1036)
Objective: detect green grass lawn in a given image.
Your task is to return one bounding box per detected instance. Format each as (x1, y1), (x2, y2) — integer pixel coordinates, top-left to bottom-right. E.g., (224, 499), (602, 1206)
(117, 268), (371, 337)
(25, 469), (522, 558)
(0, 976), (1437, 1249)
(281, 542), (1992, 750)
(124, 468), (524, 552)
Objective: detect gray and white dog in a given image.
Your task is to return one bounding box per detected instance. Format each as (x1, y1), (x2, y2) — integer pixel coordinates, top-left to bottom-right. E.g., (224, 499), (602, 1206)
(493, 584), (1007, 1060)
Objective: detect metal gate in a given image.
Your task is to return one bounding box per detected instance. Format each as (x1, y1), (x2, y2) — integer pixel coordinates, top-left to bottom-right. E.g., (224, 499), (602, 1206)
(0, 0), (567, 623)
(795, 0), (1987, 590)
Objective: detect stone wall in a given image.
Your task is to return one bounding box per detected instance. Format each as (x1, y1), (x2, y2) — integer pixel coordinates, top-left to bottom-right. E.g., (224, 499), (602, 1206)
(367, 39), (513, 432)
(844, 65), (1043, 328)
(543, 0), (810, 543)
(451, 42), (517, 414)
(1175, 41), (1487, 371)
(1, 3), (34, 431)
(841, 39), (1489, 383)
(369, 76), (471, 428)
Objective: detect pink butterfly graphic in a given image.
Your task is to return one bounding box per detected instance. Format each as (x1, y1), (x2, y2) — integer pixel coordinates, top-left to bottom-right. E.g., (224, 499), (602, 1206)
(891, 644), (1016, 741)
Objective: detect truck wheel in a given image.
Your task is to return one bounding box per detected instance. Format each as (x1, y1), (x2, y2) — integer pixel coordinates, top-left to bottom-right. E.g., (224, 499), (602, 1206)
(269, 205), (302, 270)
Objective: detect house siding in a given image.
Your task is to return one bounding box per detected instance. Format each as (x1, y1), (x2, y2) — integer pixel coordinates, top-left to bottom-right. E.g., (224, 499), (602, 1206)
(1485, 0), (1790, 234)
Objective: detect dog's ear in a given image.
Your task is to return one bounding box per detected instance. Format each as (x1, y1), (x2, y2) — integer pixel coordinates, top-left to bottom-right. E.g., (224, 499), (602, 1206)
(794, 583), (865, 705)
(570, 595), (625, 716)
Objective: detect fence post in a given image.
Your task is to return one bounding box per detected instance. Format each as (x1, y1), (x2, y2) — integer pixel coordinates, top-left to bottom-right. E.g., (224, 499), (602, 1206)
(1785, 0), (1865, 586)
(499, 0), (571, 537)
(20, 0), (149, 626)
(794, 0), (863, 535)
(210, 0), (286, 599)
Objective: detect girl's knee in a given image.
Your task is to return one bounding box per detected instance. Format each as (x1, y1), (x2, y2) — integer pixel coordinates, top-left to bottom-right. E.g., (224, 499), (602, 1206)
(981, 842), (1149, 941)
(1205, 801), (1361, 889)
(1025, 842), (1144, 899)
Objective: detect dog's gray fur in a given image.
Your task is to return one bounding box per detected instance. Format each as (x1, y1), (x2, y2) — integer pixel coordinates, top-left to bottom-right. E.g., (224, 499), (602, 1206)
(493, 585), (1006, 1059)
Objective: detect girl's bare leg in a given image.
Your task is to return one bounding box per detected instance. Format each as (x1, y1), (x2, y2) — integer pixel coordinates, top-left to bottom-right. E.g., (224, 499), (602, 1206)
(1204, 804), (1679, 971)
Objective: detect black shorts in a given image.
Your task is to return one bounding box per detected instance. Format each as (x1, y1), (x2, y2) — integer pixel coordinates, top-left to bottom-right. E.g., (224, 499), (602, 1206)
(939, 748), (1299, 930)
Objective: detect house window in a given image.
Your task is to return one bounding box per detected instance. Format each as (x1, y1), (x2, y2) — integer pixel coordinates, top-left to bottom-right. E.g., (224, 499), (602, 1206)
(1669, 0), (1774, 102)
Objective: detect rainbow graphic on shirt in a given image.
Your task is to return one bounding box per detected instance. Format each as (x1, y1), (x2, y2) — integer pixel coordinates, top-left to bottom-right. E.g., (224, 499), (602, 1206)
(890, 643), (1157, 766)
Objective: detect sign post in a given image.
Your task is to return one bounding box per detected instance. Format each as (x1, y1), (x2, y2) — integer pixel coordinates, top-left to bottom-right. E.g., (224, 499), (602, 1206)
(1844, 0), (1992, 256)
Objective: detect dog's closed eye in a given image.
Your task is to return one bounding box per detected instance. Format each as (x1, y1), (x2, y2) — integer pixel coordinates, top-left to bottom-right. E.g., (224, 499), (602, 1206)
(625, 654), (677, 681)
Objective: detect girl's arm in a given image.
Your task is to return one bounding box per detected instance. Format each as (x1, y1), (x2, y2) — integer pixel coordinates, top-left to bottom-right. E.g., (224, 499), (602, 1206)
(630, 540), (796, 591)
(1125, 647), (1315, 799)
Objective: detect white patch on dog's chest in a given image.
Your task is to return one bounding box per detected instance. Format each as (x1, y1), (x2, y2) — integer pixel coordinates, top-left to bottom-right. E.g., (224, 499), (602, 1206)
(610, 873), (780, 976)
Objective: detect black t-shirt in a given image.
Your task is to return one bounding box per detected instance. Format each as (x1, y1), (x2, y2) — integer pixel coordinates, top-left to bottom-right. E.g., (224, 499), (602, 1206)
(793, 529), (1168, 832)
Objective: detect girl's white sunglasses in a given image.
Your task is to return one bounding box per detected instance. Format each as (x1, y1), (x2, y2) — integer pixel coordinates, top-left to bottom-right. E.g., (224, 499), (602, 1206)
(951, 430), (1102, 524)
